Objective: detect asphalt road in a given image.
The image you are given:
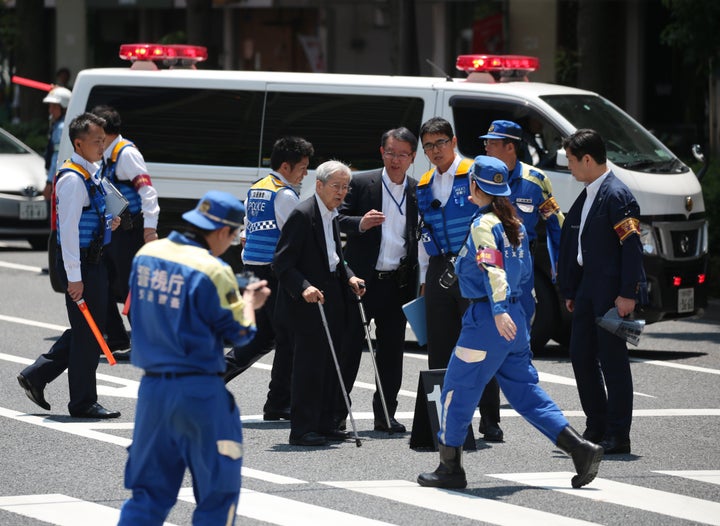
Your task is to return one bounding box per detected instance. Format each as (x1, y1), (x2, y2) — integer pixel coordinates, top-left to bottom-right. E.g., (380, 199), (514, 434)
(1, 241), (719, 526)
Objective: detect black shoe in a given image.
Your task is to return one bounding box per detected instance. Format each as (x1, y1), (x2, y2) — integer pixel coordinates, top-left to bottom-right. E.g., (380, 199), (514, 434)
(374, 417), (406, 433)
(17, 373), (50, 411)
(479, 418), (504, 442)
(111, 348), (132, 362)
(417, 444), (467, 489)
(599, 436), (631, 455)
(556, 425), (604, 488)
(289, 432), (328, 446)
(582, 428), (604, 444)
(322, 429), (350, 441)
(70, 402), (120, 419)
(263, 407), (291, 421)
(106, 339), (130, 352)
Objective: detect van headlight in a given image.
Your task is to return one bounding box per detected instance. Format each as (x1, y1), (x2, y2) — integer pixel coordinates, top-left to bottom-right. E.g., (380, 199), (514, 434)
(640, 222), (658, 256)
(701, 221), (709, 254)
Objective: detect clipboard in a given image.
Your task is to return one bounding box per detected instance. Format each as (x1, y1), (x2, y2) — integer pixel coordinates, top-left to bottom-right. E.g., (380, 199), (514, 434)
(102, 179), (129, 217)
(402, 296), (427, 346)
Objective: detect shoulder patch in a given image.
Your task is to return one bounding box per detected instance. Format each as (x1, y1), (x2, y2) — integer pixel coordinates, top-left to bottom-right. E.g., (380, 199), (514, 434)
(614, 217), (640, 242)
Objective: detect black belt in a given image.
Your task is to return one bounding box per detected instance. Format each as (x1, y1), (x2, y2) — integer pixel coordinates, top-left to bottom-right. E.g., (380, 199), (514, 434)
(375, 269), (397, 280)
(470, 296), (519, 304)
(144, 371), (224, 379)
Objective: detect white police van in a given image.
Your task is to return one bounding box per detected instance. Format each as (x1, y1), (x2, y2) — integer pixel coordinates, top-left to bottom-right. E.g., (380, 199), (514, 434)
(59, 44), (709, 350)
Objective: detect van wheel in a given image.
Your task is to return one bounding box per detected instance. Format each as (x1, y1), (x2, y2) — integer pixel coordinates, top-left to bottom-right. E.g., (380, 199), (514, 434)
(530, 272), (559, 353)
(28, 236), (48, 251)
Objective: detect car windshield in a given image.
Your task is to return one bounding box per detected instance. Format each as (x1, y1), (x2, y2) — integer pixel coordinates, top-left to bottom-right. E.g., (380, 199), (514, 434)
(540, 94), (689, 174)
(0, 129), (32, 155)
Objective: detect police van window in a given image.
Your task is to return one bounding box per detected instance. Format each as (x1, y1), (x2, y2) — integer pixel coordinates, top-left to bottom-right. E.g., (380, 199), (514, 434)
(86, 86), (264, 167)
(450, 97), (564, 169)
(541, 94), (688, 173)
(262, 92), (424, 170)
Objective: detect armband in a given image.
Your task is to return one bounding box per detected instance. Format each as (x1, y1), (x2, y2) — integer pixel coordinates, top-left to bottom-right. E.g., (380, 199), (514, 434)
(538, 196), (560, 219)
(132, 174), (153, 190)
(476, 247), (503, 269)
(614, 217), (640, 242)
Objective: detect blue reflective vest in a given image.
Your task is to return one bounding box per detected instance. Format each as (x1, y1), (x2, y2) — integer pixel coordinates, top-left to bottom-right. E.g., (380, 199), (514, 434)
(102, 139), (142, 215)
(55, 161), (109, 248)
(417, 158), (475, 256)
(243, 174), (298, 263)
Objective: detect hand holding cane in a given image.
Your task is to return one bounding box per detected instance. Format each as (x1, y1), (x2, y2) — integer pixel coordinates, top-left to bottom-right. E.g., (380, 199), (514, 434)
(356, 283), (393, 433)
(318, 302), (361, 447)
(76, 299), (117, 366)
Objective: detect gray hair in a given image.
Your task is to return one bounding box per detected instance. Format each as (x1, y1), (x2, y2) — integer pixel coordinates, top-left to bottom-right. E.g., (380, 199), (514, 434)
(315, 160), (352, 183)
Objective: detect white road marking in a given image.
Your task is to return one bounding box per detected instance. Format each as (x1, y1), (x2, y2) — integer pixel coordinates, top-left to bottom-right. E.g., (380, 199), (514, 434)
(0, 493), (178, 526)
(653, 470), (720, 485)
(489, 471), (720, 526)
(0, 315), (67, 332)
(323, 479), (599, 525)
(631, 358), (720, 375)
(178, 487), (394, 525)
(0, 261), (43, 272)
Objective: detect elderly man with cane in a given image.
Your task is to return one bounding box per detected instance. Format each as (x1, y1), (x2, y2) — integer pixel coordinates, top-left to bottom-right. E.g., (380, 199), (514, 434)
(274, 160), (366, 447)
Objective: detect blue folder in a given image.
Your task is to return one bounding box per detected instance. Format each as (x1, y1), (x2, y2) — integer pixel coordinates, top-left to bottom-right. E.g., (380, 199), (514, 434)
(402, 296), (427, 346)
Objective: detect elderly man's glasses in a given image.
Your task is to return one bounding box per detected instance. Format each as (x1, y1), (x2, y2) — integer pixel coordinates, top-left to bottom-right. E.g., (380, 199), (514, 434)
(422, 138), (451, 152)
(327, 182), (350, 192)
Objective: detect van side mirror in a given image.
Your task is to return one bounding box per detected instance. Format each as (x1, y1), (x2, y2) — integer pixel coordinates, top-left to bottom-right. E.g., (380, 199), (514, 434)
(555, 149), (568, 168)
(691, 144), (708, 181)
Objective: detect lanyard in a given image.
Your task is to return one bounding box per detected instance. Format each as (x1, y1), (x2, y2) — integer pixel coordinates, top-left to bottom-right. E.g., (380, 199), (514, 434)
(382, 178), (406, 216)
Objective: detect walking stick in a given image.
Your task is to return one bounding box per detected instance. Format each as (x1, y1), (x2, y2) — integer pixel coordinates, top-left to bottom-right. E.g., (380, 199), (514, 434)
(355, 288), (393, 434)
(318, 302), (361, 447)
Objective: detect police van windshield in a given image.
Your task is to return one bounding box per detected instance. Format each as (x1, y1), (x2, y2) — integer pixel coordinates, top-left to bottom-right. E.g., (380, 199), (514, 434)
(541, 94), (689, 174)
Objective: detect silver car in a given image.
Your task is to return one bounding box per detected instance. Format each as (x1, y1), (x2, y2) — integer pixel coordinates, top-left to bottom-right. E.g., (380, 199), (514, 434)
(0, 127), (49, 249)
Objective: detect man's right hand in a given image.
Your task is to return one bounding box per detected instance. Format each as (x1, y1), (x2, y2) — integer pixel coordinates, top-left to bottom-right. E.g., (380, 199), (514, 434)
(67, 281), (84, 302)
(302, 285), (325, 304)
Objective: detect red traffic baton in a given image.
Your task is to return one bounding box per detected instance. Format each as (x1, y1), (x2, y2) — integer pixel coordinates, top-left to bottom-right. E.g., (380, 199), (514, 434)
(11, 75), (53, 92)
(76, 299), (117, 366)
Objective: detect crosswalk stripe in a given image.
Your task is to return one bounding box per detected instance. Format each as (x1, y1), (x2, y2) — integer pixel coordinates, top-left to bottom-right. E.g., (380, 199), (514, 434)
(653, 470), (720, 485)
(488, 472), (720, 526)
(177, 487), (395, 525)
(0, 493), (178, 526)
(322, 479), (600, 525)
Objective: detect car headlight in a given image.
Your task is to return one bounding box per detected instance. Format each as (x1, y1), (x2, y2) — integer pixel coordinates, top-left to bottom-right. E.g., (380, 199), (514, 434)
(640, 222), (658, 256)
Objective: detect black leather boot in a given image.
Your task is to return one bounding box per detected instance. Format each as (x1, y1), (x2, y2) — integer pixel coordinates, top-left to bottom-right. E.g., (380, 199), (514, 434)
(417, 443), (467, 489)
(556, 425), (604, 488)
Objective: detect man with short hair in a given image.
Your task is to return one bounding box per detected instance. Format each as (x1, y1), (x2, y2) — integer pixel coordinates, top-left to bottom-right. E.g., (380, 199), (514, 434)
(118, 190), (270, 525)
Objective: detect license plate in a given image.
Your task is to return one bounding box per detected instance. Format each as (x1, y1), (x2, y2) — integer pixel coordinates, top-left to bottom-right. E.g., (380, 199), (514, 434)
(19, 201), (47, 220)
(677, 287), (694, 313)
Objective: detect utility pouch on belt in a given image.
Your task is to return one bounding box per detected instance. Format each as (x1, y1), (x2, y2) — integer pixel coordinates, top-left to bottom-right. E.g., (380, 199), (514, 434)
(438, 254), (458, 289)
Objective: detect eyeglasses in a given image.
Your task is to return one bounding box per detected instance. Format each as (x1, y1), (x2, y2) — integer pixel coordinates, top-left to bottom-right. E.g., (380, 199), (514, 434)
(327, 182), (350, 192)
(422, 138), (452, 152)
(382, 151), (413, 161)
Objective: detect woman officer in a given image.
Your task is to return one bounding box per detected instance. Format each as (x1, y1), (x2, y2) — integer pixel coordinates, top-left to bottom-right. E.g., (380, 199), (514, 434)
(417, 155), (603, 490)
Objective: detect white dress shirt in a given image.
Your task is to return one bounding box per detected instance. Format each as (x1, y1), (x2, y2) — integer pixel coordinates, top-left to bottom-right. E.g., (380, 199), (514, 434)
(577, 170), (610, 266)
(315, 194), (340, 272)
(376, 169), (407, 272)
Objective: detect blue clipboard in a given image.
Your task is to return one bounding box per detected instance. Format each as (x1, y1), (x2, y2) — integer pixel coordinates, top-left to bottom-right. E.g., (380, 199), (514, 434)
(402, 296), (427, 346)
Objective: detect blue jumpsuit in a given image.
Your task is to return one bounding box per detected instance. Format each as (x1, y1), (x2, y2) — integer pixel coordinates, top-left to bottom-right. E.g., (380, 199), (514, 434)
(438, 206), (569, 447)
(118, 231), (256, 526)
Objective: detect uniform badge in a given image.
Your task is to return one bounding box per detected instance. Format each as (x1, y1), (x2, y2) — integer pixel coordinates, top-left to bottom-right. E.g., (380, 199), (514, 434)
(493, 173), (503, 183)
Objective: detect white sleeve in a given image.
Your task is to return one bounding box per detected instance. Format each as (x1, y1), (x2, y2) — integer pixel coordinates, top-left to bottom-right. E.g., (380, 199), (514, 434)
(116, 147), (159, 228)
(274, 188), (300, 230)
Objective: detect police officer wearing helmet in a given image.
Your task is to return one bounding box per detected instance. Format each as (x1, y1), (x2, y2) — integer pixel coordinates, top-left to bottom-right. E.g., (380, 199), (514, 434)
(478, 119), (566, 441)
(418, 155), (603, 490)
(41, 86), (72, 201)
(118, 191), (270, 525)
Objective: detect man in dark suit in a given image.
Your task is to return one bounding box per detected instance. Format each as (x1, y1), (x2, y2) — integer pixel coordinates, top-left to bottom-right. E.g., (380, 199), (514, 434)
(559, 129), (646, 455)
(274, 160), (366, 446)
(337, 127), (419, 433)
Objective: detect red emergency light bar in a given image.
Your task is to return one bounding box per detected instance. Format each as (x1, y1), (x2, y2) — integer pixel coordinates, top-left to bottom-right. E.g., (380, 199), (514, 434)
(456, 54), (539, 82)
(119, 44), (208, 69)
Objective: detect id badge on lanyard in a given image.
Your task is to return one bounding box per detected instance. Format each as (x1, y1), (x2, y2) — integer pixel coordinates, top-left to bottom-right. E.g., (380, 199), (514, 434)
(453, 184), (467, 207)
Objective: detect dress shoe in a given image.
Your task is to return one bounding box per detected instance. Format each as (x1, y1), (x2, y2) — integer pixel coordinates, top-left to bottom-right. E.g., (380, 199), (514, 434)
(17, 373), (50, 411)
(289, 432), (327, 446)
(322, 429), (349, 441)
(70, 402), (120, 419)
(599, 436), (631, 454)
(374, 417), (406, 433)
(106, 339), (131, 352)
(479, 418), (504, 442)
(263, 407), (291, 421)
(582, 428), (604, 444)
(111, 348), (132, 362)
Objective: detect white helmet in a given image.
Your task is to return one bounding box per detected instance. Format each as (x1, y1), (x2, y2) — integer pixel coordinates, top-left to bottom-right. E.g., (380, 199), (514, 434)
(43, 86), (72, 109)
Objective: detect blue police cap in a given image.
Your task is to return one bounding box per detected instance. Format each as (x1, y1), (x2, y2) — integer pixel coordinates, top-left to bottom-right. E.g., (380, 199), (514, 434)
(182, 190), (245, 231)
(470, 155), (511, 197)
(479, 120), (523, 141)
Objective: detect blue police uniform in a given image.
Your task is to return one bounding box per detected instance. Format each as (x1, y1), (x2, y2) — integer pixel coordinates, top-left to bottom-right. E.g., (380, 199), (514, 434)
(45, 116), (64, 183)
(119, 192), (254, 526)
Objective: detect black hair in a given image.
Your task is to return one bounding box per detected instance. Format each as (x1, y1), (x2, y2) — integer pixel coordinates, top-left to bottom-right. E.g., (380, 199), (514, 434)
(562, 128), (607, 164)
(419, 117), (454, 141)
(381, 127), (418, 152)
(68, 112), (106, 149)
(91, 105), (121, 135)
(270, 136), (315, 171)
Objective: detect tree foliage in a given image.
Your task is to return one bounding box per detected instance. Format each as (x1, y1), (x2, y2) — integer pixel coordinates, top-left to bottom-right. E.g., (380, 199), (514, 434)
(661, 0), (720, 73)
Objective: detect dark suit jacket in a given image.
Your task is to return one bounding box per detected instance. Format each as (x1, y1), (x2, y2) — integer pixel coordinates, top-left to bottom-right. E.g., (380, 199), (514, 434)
(337, 169), (419, 292)
(274, 195), (355, 329)
(559, 171), (646, 307)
